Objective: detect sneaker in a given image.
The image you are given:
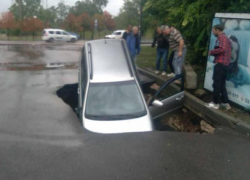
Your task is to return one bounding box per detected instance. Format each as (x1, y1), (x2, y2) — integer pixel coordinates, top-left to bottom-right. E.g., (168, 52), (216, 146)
(221, 103), (231, 110)
(162, 71), (167, 76)
(155, 70), (160, 75)
(205, 102), (219, 109)
(167, 73), (175, 78)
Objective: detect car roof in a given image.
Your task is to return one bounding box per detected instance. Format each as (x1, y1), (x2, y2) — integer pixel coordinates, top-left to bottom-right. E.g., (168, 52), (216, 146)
(85, 39), (134, 83)
(44, 29), (65, 31)
(114, 30), (125, 32)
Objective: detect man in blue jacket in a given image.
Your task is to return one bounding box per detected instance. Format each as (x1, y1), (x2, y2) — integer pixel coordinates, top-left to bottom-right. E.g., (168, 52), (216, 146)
(126, 26), (141, 60)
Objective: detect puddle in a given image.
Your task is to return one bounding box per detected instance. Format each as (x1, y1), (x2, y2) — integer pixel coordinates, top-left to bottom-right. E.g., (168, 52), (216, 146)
(56, 83), (215, 134)
(0, 62), (78, 71)
(4, 45), (45, 60)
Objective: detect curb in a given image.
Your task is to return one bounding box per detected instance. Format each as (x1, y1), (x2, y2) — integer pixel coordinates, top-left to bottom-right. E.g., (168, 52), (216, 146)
(138, 68), (250, 137)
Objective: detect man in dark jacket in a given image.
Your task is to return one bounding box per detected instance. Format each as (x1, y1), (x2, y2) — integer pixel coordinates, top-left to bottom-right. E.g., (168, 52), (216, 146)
(152, 27), (169, 76)
(122, 25), (132, 40)
(206, 24), (232, 110)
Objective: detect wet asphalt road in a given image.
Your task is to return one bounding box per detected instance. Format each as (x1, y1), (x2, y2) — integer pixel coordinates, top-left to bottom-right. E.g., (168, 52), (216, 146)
(0, 43), (250, 180)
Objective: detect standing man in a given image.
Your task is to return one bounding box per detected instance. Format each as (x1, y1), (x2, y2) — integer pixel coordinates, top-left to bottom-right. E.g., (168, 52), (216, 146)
(122, 25), (132, 40)
(126, 26), (141, 60)
(162, 26), (187, 79)
(206, 24), (232, 110)
(152, 27), (169, 76)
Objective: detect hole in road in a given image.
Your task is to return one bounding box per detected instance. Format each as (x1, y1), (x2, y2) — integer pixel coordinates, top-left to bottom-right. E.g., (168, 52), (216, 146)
(56, 83), (215, 134)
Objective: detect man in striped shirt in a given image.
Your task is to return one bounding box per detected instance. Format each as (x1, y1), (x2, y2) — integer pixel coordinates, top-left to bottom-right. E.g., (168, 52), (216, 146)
(162, 26), (187, 78)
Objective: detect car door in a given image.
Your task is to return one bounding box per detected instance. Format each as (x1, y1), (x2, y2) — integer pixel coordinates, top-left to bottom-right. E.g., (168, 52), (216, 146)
(149, 75), (184, 120)
(62, 31), (70, 42)
(78, 48), (88, 110)
(55, 31), (63, 41)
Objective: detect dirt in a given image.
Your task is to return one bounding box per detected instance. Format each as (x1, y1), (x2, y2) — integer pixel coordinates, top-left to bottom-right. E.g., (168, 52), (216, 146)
(161, 108), (215, 134)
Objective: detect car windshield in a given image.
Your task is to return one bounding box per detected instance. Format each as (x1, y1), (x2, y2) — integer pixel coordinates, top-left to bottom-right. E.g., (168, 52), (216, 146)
(112, 31), (120, 35)
(85, 81), (147, 120)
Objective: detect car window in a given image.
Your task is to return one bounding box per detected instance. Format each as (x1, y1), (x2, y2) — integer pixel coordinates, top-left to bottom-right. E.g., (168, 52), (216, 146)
(49, 31), (54, 34)
(112, 31), (121, 35)
(85, 81), (147, 120)
(63, 32), (68, 35)
(56, 31), (61, 35)
(81, 51), (88, 100)
(156, 78), (182, 101)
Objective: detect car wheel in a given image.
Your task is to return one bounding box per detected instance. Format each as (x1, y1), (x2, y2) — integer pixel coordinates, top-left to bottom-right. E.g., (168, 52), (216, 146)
(71, 38), (76, 43)
(49, 38), (54, 43)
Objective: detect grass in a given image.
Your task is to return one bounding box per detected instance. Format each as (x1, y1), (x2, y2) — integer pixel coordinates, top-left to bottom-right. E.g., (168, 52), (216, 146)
(137, 46), (156, 69)
(137, 46), (173, 74)
(0, 34), (42, 41)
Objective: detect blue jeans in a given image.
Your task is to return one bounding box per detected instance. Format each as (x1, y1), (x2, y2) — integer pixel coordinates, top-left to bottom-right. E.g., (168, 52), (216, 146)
(172, 48), (187, 75)
(156, 48), (168, 71)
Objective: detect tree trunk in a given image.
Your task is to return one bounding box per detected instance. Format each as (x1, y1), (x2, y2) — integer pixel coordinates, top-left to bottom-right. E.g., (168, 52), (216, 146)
(91, 30), (94, 40)
(7, 29), (9, 40)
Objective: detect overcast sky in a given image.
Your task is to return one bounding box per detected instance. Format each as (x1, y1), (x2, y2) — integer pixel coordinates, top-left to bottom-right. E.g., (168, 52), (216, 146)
(0, 0), (124, 16)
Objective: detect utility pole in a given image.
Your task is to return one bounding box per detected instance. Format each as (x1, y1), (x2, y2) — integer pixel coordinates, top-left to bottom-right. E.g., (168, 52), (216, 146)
(46, 0), (48, 9)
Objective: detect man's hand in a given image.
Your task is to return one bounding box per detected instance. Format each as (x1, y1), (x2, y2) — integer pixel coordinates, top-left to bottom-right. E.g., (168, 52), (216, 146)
(178, 50), (183, 57)
(151, 44), (155, 48)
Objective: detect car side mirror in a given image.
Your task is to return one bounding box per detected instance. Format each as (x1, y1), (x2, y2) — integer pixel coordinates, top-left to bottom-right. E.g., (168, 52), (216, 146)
(152, 100), (163, 107)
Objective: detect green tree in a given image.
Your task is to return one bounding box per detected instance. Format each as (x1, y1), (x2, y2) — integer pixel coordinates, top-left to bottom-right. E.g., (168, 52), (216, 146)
(93, 0), (108, 10)
(37, 6), (58, 28)
(144, 0), (250, 65)
(10, 0), (42, 20)
(70, 0), (106, 17)
(114, 0), (150, 35)
(57, 2), (70, 24)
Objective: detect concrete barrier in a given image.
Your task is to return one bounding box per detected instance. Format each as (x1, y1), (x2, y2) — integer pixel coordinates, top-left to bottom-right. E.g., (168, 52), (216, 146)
(183, 62), (197, 89)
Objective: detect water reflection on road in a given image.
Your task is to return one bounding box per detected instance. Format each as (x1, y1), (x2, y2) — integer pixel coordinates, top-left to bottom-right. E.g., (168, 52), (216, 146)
(0, 44), (81, 71)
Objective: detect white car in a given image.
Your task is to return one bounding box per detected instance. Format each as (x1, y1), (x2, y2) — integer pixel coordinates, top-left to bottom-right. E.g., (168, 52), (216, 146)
(78, 39), (153, 134)
(42, 29), (78, 43)
(105, 30), (125, 39)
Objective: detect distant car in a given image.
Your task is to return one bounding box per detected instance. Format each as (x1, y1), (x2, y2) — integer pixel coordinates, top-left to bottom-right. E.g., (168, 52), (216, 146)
(42, 29), (78, 43)
(68, 32), (80, 40)
(105, 30), (125, 39)
(78, 39), (153, 134)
